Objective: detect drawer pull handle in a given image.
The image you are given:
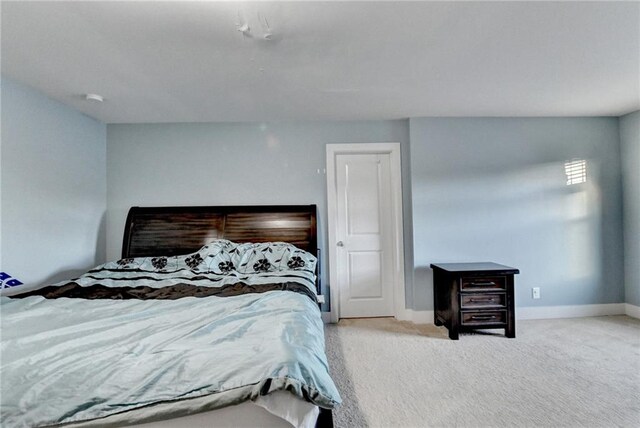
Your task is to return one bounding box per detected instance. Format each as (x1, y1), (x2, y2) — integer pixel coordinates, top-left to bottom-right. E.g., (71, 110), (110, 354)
(469, 281), (496, 287)
(470, 315), (497, 320)
(469, 298), (496, 303)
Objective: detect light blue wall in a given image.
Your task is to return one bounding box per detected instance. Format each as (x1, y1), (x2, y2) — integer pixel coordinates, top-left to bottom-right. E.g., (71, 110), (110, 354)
(620, 111), (640, 307)
(106, 121), (412, 306)
(2, 78), (629, 312)
(410, 117), (624, 310)
(1, 77), (107, 292)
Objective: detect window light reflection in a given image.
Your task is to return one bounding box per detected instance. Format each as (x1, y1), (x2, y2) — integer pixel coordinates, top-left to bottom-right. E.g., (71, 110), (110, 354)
(564, 159), (587, 185)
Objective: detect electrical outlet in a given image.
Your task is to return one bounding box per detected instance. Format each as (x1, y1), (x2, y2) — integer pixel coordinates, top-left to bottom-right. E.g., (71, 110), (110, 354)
(532, 287), (541, 299)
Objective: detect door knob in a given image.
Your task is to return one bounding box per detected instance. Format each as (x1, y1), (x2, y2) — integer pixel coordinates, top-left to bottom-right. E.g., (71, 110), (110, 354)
(336, 241), (344, 247)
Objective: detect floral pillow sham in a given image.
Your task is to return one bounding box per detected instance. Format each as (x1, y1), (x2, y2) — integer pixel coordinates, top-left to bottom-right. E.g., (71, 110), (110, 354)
(105, 239), (317, 275)
(234, 242), (316, 274)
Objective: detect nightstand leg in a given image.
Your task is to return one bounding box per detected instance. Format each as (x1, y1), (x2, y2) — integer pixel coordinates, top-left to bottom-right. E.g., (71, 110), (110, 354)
(506, 276), (516, 338)
(506, 324), (515, 338)
(448, 327), (459, 340)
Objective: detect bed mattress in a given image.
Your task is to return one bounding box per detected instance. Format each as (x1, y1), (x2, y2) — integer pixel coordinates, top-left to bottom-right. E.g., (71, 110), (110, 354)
(70, 391), (319, 428)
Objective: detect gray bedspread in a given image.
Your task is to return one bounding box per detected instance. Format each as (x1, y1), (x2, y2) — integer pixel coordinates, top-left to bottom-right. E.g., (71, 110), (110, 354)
(0, 241), (341, 427)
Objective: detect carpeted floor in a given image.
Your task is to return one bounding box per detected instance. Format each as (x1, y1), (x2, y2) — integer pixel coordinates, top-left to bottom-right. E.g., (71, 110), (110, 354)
(324, 316), (640, 428)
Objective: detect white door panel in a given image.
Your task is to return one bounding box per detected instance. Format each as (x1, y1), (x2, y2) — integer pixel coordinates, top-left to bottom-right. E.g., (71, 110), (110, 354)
(348, 251), (383, 299)
(345, 160), (381, 235)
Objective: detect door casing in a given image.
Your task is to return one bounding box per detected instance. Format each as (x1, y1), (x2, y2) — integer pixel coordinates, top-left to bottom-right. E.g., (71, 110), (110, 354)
(326, 143), (406, 323)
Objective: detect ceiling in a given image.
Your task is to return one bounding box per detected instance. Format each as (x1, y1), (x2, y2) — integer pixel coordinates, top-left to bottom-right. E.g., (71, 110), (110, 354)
(1, 1), (638, 124)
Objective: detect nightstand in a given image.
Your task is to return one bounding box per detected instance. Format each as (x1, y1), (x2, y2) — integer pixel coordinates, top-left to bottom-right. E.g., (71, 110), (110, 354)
(430, 262), (519, 340)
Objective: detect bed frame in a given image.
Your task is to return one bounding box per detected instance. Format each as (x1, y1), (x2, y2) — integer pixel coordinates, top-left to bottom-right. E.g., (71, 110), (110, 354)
(122, 204), (317, 259)
(121, 204), (333, 428)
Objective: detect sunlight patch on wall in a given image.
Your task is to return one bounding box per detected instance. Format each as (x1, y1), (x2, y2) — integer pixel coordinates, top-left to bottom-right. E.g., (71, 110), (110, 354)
(565, 159), (587, 185)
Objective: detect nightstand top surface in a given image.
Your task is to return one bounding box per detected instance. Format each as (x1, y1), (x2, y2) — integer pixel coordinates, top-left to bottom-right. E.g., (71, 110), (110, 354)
(430, 262), (519, 274)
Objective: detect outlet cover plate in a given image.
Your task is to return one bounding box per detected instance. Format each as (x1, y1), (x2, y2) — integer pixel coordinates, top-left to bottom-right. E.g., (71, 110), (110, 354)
(532, 287), (541, 299)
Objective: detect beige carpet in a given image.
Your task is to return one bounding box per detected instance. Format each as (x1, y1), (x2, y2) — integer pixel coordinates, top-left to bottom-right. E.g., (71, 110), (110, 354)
(324, 316), (640, 428)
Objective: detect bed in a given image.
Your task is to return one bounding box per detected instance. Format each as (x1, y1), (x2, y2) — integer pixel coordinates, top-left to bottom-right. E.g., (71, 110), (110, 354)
(1, 205), (340, 428)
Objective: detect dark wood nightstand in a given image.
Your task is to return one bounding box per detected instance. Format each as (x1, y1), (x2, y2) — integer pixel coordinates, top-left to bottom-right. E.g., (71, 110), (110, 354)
(430, 262), (519, 340)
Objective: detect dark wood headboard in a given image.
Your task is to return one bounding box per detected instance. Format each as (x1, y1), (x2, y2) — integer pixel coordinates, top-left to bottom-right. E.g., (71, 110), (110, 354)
(122, 205), (317, 259)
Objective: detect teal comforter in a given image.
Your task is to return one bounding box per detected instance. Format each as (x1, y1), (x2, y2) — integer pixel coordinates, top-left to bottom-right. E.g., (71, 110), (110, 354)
(0, 241), (341, 427)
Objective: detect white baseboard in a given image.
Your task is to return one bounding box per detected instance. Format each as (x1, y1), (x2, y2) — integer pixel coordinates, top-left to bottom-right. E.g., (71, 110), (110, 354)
(324, 303), (638, 324)
(625, 303), (640, 319)
(517, 303), (626, 320)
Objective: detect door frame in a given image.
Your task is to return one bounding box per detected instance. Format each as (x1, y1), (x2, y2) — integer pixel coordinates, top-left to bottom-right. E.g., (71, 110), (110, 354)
(326, 143), (406, 323)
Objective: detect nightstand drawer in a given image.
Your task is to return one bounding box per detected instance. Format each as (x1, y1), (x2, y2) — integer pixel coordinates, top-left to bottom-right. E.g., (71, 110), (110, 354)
(461, 293), (506, 309)
(460, 276), (505, 291)
(461, 310), (506, 326)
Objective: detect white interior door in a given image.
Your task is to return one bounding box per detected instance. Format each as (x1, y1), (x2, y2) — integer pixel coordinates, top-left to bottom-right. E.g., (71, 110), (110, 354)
(333, 152), (395, 318)
(327, 143), (405, 322)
